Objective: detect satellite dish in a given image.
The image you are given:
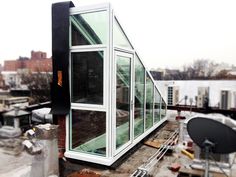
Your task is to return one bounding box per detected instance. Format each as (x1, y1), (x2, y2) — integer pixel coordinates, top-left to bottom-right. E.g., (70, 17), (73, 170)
(187, 117), (236, 154)
(187, 117), (236, 177)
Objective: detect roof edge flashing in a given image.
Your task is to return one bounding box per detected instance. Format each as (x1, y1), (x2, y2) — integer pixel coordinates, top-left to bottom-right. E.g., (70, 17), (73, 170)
(69, 3), (111, 14)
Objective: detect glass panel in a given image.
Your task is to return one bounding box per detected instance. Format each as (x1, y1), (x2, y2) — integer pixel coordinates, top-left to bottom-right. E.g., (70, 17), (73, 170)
(154, 88), (161, 123)
(114, 18), (132, 49)
(134, 55), (145, 138)
(161, 99), (166, 119)
(71, 51), (103, 105)
(145, 74), (154, 129)
(116, 54), (131, 149)
(71, 11), (107, 45)
(71, 110), (106, 156)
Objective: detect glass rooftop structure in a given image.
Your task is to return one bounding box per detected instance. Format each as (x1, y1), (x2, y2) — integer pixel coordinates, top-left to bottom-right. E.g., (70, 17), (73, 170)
(52, 2), (167, 166)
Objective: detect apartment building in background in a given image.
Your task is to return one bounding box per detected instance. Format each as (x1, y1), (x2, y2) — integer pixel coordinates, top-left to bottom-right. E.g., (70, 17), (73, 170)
(1, 51), (52, 88)
(3, 51), (52, 72)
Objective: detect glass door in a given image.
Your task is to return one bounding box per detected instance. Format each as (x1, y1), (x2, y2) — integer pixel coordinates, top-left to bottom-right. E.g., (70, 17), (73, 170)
(115, 51), (133, 153)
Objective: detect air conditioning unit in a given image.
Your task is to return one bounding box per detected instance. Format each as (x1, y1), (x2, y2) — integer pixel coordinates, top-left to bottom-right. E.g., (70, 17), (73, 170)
(167, 86), (179, 106)
(220, 90), (231, 110)
(197, 87), (209, 108)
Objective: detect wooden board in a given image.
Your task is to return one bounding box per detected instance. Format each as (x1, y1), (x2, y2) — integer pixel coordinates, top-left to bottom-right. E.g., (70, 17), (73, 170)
(144, 139), (165, 148)
(144, 139), (177, 149)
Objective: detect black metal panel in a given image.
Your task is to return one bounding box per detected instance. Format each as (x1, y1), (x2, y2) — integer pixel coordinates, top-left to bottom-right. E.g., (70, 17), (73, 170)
(187, 117), (236, 154)
(51, 1), (74, 115)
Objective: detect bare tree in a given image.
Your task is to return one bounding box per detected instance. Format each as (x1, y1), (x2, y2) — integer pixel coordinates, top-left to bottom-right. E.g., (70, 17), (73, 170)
(206, 61), (216, 77)
(213, 70), (229, 79)
(185, 59), (217, 79)
(151, 59), (234, 80)
(20, 71), (52, 104)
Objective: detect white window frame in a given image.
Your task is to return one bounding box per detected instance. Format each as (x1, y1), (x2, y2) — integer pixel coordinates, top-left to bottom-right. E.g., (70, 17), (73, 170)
(67, 4), (111, 162)
(113, 50), (134, 156)
(70, 47), (107, 110)
(64, 3), (168, 166)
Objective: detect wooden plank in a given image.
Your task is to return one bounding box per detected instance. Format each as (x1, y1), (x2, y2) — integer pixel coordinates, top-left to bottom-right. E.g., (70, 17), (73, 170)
(144, 140), (163, 148)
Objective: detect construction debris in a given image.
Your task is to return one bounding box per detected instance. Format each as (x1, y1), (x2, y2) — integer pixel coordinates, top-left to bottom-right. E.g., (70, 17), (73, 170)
(168, 163), (181, 172)
(34, 123), (58, 139)
(0, 123), (59, 177)
(0, 138), (23, 155)
(181, 149), (194, 160)
(0, 126), (23, 155)
(22, 139), (43, 155)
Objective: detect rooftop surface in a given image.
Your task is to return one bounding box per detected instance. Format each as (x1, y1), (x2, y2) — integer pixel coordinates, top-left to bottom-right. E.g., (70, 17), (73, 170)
(60, 112), (236, 177)
(1, 111), (236, 177)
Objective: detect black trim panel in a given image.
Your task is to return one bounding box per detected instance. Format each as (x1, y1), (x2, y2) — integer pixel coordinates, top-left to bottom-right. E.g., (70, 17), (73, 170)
(51, 1), (74, 115)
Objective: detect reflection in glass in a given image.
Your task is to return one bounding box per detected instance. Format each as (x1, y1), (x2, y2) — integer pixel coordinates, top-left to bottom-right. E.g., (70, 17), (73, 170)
(71, 11), (108, 45)
(114, 18), (132, 49)
(134, 55), (145, 138)
(154, 88), (161, 123)
(161, 99), (166, 118)
(71, 51), (103, 104)
(145, 74), (154, 129)
(71, 110), (106, 156)
(116, 55), (131, 149)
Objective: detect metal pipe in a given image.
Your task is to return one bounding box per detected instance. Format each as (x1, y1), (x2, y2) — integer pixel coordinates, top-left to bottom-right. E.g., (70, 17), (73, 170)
(131, 129), (179, 177)
(144, 130), (178, 171)
(204, 145), (210, 177)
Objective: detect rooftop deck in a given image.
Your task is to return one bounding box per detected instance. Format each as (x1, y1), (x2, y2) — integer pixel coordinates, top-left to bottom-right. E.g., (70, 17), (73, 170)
(60, 112), (236, 177)
(1, 110), (236, 177)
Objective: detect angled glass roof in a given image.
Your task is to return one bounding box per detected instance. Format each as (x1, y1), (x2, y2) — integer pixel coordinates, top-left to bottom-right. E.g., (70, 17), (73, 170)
(114, 18), (133, 49)
(71, 10), (108, 45)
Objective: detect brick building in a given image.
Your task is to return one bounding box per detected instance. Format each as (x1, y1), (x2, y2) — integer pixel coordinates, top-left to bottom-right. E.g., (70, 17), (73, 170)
(3, 51), (52, 72)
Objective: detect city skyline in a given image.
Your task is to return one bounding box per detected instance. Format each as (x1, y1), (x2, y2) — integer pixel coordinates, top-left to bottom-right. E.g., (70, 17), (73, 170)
(0, 0), (236, 69)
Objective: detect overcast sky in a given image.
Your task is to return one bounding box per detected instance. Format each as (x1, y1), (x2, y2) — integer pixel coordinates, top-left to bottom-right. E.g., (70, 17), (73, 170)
(0, 0), (236, 69)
